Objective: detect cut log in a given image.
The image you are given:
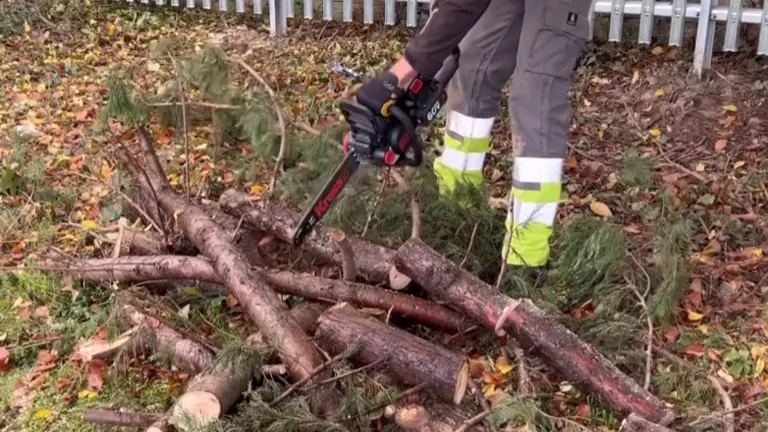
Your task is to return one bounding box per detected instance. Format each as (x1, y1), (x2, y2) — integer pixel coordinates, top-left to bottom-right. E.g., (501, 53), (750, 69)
(393, 238), (676, 425)
(619, 413), (675, 432)
(315, 303), (469, 405)
(170, 370), (250, 431)
(218, 188), (397, 285)
(246, 301), (328, 351)
(83, 408), (164, 428)
(57, 256), (468, 333)
(121, 128), (326, 400)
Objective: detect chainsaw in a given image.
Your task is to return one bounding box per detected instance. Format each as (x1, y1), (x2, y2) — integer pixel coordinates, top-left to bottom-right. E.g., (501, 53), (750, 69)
(291, 49), (461, 246)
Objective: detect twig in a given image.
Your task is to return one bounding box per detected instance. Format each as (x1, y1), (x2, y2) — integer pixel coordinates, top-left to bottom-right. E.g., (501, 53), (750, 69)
(269, 350), (347, 407)
(145, 101), (239, 110)
(235, 59), (287, 200)
(410, 198), (421, 239)
(656, 161), (707, 182)
(83, 408), (164, 428)
(362, 179), (387, 238)
(687, 395), (768, 428)
(330, 228), (357, 282)
(292, 121), (322, 136)
(453, 410), (492, 432)
(168, 54), (190, 199)
(508, 344), (532, 395)
(342, 383), (427, 422)
(705, 375), (735, 432)
(626, 253), (654, 390)
(111, 224), (124, 258)
(459, 222), (479, 269)
(303, 359), (384, 391)
(66, 171), (165, 236)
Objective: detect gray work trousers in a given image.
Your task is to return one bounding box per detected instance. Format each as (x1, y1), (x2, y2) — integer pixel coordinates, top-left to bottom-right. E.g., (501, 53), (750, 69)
(445, 0), (593, 160)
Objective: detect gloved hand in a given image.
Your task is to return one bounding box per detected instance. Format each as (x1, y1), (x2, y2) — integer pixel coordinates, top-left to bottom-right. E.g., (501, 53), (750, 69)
(354, 69), (403, 118)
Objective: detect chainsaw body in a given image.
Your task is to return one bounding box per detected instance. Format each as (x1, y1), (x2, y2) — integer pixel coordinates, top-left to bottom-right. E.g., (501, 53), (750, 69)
(291, 49), (460, 246)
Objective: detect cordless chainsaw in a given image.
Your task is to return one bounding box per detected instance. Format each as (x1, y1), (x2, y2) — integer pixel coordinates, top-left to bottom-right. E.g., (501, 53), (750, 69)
(291, 49), (461, 246)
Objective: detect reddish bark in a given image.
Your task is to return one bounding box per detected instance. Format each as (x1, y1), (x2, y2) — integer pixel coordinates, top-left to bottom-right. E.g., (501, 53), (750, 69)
(119, 127), (329, 415)
(218, 189), (396, 284)
(393, 238), (676, 425)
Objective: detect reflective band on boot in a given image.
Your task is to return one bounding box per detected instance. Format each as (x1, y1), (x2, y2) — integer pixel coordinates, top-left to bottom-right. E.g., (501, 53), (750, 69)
(434, 112), (494, 204)
(502, 157), (564, 267)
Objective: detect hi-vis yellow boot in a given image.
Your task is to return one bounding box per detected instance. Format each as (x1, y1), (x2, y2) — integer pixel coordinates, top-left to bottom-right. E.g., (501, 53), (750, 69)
(501, 158), (563, 267)
(433, 112), (495, 207)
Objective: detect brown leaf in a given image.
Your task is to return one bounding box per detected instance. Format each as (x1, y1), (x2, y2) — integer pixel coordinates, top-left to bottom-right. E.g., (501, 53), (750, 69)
(662, 173), (680, 183)
(27, 372), (47, 390)
(37, 350), (56, 366)
(468, 360), (486, 378)
(662, 325), (680, 343)
(55, 376), (71, 389)
(589, 201), (613, 217)
(33, 306), (50, 319)
(0, 347), (12, 373)
(681, 343), (705, 358)
(574, 403), (591, 419)
(714, 139), (728, 152)
(75, 108), (91, 122)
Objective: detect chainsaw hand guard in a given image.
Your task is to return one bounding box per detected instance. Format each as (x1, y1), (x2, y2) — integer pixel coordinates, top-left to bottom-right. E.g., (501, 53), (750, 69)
(291, 48), (460, 246)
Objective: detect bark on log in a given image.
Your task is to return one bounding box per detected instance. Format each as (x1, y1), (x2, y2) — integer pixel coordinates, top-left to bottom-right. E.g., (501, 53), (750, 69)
(122, 127), (325, 394)
(83, 408), (165, 428)
(315, 303), (469, 405)
(393, 238), (676, 425)
(59, 256), (467, 333)
(218, 188), (396, 284)
(619, 413), (675, 432)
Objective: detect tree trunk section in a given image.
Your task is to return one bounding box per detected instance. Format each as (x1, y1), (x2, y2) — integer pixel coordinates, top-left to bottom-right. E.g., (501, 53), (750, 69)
(218, 188), (395, 284)
(315, 303), (469, 405)
(386, 402), (481, 432)
(619, 413), (675, 432)
(123, 128), (324, 382)
(393, 238), (676, 426)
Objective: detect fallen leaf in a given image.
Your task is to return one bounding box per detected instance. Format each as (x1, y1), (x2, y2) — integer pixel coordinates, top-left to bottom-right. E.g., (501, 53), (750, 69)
(37, 350), (56, 366)
(662, 326), (680, 343)
(649, 129), (662, 137)
(34, 409), (53, 419)
(589, 201), (613, 217)
(75, 109), (90, 122)
(494, 356), (514, 375)
(714, 139), (727, 152)
(651, 46), (665, 56)
(78, 389), (98, 399)
(681, 344), (705, 357)
(468, 359), (486, 378)
(33, 306), (50, 319)
(574, 403), (591, 419)
(81, 220), (99, 230)
(687, 310), (704, 321)
(0, 347), (11, 372)
(733, 161), (745, 169)
(249, 184), (264, 197)
(722, 104), (738, 112)
(654, 88), (665, 97)
(695, 163), (706, 172)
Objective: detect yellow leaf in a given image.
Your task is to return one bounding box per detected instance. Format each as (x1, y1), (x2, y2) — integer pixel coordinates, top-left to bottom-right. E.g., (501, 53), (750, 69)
(722, 104), (738, 112)
(654, 88), (665, 97)
(78, 390), (98, 399)
(495, 357), (514, 375)
(24, 21), (31, 33)
(36, 83), (46, 93)
(697, 324), (709, 335)
(695, 163), (706, 172)
(751, 345), (767, 360)
(687, 310), (704, 321)
(34, 409), (53, 419)
(717, 369), (734, 384)
(105, 22), (116, 37)
(756, 358), (765, 375)
(733, 161), (745, 169)
(649, 129), (662, 137)
(81, 220), (99, 230)
(249, 184), (264, 197)
(482, 383), (495, 398)
(651, 46), (665, 56)
(589, 201), (613, 217)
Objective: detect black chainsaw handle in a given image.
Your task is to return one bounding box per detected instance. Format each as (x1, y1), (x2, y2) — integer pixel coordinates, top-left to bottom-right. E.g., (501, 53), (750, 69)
(389, 105), (422, 167)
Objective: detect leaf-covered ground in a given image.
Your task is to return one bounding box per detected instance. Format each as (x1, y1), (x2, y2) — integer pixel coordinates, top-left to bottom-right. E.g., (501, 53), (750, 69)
(2, 3), (768, 431)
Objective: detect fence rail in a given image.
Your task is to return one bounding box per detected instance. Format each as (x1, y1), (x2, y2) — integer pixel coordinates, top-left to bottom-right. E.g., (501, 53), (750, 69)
(126, 0), (768, 77)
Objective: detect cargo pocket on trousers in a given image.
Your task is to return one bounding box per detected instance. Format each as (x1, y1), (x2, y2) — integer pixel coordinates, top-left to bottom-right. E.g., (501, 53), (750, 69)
(525, 4), (590, 80)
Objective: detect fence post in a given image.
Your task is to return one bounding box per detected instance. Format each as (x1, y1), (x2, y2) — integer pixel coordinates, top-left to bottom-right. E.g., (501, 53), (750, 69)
(693, 0), (717, 78)
(269, 0), (287, 35)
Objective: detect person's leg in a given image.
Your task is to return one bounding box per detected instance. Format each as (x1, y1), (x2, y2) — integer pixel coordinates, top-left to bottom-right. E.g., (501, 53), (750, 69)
(502, 0), (592, 267)
(433, 0), (524, 204)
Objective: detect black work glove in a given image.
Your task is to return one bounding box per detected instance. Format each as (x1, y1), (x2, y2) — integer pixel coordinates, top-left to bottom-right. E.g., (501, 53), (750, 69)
(355, 69), (403, 119)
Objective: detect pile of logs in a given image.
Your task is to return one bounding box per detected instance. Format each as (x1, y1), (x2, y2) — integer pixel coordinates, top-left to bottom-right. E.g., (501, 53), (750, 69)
(51, 127), (677, 431)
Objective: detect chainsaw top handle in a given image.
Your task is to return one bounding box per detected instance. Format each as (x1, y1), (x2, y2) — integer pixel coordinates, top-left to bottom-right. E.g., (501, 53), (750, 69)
(339, 48), (460, 168)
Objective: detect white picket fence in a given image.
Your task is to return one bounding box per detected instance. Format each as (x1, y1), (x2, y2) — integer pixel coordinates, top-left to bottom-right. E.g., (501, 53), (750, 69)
(125, 0), (768, 77)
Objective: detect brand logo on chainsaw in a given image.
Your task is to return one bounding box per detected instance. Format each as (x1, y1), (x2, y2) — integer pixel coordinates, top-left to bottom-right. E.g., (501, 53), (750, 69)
(427, 100), (442, 122)
(313, 169), (351, 217)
